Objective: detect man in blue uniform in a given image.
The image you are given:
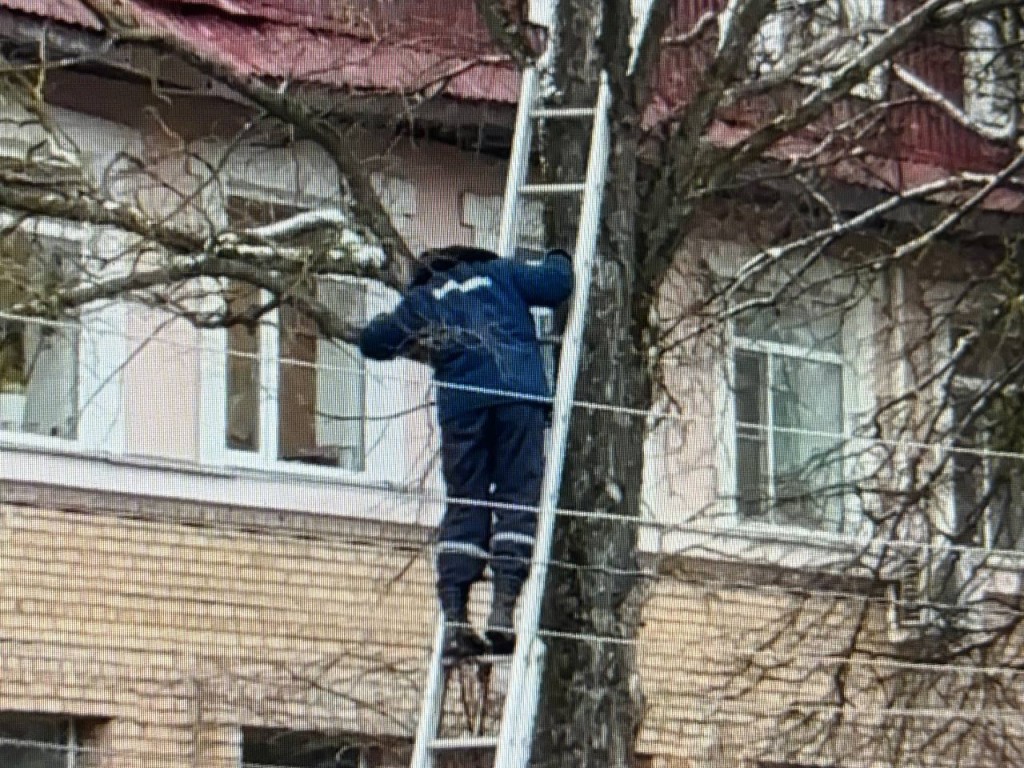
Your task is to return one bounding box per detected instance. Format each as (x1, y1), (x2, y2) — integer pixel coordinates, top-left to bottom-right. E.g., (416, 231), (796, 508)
(359, 245), (574, 657)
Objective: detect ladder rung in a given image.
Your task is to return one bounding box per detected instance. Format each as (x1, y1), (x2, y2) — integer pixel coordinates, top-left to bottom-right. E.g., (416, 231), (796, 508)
(520, 182), (586, 195)
(530, 106), (596, 119)
(431, 736), (499, 751)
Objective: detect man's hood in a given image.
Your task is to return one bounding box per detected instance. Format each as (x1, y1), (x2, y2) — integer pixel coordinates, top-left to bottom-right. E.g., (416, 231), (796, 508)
(409, 246), (499, 289)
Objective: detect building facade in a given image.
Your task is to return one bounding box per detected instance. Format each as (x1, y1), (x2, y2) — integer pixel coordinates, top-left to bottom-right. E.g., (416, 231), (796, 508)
(0, 1), (1022, 767)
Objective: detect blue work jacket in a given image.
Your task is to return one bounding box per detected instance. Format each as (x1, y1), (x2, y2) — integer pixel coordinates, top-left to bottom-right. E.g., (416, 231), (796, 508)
(359, 250), (574, 421)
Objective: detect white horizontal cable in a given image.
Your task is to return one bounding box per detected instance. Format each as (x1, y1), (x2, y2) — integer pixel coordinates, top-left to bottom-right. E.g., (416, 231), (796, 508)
(641, 685), (1024, 726)
(366, 480), (1024, 564)
(1, 306), (1021, 747)
(518, 550), (1024, 621)
(538, 627), (637, 646)
(645, 567), (1024, 621)
(0, 522), (1021, 672)
(0, 736), (81, 753)
(310, 465), (1024, 563)
(0, 728), (1016, 768)
(644, 691), (1024, 728)
(758, 649), (1024, 680)
(2, 495), (1013, 618)
(3, 407), (1024, 567)
(794, 702), (1024, 725)
(0, 589), (1018, 685)
(5, 311), (1024, 567)
(3, 421), (1023, 568)
(2, 307), (1023, 465)
(648, 698), (1024, 735)
(3, 414), (1013, 566)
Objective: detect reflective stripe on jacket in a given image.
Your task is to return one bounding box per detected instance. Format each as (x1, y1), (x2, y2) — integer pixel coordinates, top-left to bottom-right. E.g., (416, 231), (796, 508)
(359, 250), (573, 420)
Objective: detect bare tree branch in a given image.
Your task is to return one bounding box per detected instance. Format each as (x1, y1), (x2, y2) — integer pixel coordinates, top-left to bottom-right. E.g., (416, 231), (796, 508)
(77, 0), (416, 288)
(894, 63), (1021, 145)
(715, 0), (1022, 175)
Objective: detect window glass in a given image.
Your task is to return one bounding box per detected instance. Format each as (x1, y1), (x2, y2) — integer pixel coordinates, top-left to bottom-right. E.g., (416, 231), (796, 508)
(735, 350), (769, 521)
(242, 728), (366, 768)
(0, 229), (80, 438)
(751, 0), (851, 72)
(278, 280), (366, 471)
(771, 354), (844, 529)
(733, 298), (843, 354)
(949, 316), (1024, 548)
(225, 281), (263, 452)
(0, 715), (81, 768)
(963, 10), (1021, 135)
(734, 301), (846, 531)
(222, 197), (368, 470)
(951, 390), (1024, 549)
(740, 0), (885, 96)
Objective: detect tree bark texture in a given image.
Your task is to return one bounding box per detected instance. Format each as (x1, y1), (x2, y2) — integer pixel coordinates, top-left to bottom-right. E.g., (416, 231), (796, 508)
(532, 1), (654, 766)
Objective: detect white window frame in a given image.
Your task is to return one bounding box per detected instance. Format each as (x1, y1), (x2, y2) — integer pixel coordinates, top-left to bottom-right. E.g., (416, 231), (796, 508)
(642, 242), (878, 573)
(963, 10), (1021, 139)
(208, 278), (374, 472)
(528, 0), (555, 26)
(200, 276), (409, 485)
(731, 328), (849, 532)
(724, 0), (888, 100)
(0, 216), (127, 453)
(716, 272), (877, 541)
(944, 326), (1024, 552)
(199, 173), (414, 485)
(948, 377), (1014, 550)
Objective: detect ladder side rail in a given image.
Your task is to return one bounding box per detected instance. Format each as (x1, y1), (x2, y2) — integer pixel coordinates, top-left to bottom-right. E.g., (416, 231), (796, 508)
(496, 67), (541, 260)
(492, 72), (613, 768)
(500, 634), (547, 768)
(410, 620), (449, 768)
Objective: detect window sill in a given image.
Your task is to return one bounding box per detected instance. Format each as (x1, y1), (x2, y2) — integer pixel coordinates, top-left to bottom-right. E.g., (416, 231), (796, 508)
(217, 446), (372, 481)
(0, 438), (437, 528)
(646, 517), (877, 580)
(0, 427), (82, 450)
(649, 516), (1024, 602)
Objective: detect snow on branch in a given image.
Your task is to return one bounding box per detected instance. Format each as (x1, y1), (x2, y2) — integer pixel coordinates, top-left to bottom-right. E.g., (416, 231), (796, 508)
(245, 208), (351, 239)
(242, 207), (387, 269)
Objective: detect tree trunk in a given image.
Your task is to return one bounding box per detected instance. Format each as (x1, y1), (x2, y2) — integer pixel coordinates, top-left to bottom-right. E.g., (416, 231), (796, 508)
(532, 1), (653, 765)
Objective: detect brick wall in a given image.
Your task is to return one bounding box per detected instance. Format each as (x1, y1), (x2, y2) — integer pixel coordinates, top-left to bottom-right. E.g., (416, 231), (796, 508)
(0, 500), (437, 767)
(1, 496), (1019, 768)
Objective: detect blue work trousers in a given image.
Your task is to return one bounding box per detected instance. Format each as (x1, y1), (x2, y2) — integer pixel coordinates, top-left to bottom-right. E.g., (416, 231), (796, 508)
(435, 403), (546, 607)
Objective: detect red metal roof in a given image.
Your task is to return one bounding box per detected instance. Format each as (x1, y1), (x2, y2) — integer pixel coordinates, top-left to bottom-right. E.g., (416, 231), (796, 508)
(0, 0), (102, 29)
(134, 7), (518, 101)
(0, 0), (517, 100)
(143, 0), (425, 36)
(0, 0), (1017, 202)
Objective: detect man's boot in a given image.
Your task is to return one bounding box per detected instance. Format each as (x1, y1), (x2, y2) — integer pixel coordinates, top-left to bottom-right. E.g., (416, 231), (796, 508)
(439, 588), (488, 659)
(485, 589), (518, 655)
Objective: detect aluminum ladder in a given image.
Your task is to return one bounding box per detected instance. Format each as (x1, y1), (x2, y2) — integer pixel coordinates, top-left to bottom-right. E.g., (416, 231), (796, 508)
(409, 61), (612, 768)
